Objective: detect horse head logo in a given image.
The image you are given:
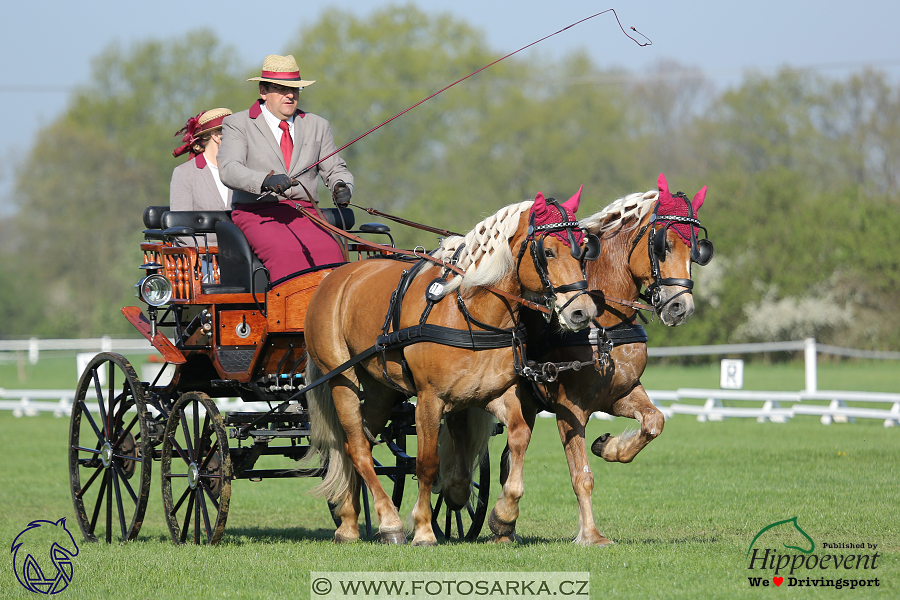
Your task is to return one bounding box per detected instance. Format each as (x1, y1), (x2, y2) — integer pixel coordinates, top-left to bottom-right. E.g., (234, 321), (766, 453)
(11, 518), (79, 594)
(747, 516), (815, 557)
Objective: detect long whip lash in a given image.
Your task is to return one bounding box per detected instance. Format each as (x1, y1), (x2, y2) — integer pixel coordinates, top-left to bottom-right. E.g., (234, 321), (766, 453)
(297, 8), (649, 177)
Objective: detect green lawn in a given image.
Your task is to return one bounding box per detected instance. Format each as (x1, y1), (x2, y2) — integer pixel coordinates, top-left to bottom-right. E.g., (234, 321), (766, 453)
(3, 350), (898, 393)
(0, 412), (897, 599)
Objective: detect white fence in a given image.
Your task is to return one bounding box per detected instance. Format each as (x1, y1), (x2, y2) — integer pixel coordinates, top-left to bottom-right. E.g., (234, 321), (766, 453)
(2, 337), (897, 426)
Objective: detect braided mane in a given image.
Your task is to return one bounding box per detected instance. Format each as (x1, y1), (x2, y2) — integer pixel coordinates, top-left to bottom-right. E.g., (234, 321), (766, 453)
(430, 200), (534, 292)
(579, 189), (658, 235)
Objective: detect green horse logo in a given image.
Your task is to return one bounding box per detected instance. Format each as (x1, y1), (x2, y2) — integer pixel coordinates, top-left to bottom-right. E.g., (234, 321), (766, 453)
(747, 516), (815, 557)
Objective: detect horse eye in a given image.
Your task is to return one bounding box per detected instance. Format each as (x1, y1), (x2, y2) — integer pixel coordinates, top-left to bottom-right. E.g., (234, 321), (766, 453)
(544, 248), (556, 258)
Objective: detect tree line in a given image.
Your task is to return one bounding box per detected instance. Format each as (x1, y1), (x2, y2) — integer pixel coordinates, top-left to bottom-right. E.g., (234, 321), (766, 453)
(1, 5), (897, 353)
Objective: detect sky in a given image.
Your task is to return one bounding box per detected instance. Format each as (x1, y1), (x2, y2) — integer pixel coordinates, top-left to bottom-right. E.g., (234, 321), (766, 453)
(1, 0), (898, 197)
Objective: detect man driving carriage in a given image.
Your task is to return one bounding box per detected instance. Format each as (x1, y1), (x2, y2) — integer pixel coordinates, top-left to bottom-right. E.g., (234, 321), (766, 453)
(219, 54), (354, 281)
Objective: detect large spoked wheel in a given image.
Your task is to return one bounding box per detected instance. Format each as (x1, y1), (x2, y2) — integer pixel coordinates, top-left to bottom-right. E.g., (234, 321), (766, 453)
(68, 352), (151, 543)
(431, 450), (491, 542)
(160, 391), (232, 545)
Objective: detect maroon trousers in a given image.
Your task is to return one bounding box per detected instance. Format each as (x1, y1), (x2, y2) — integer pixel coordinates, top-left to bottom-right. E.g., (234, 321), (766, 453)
(231, 199), (345, 282)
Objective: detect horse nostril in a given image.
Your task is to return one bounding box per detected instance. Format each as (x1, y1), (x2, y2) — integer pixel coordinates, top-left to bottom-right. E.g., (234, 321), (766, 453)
(570, 309), (586, 323)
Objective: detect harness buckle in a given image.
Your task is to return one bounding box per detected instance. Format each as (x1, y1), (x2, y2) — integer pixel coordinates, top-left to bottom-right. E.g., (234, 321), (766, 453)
(543, 296), (556, 322)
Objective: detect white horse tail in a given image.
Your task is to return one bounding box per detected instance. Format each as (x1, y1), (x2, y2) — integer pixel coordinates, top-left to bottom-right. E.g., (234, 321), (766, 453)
(304, 360), (355, 504)
(434, 407), (495, 494)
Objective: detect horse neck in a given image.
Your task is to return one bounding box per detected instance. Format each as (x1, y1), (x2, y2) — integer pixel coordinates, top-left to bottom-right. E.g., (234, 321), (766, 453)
(588, 226), (642, 326)
(457, 273), (521, 330)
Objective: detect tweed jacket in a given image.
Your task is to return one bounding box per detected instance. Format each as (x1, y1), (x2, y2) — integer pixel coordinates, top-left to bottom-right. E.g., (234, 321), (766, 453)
(218, 100), (353, 206)
(169, 154), (232, 245)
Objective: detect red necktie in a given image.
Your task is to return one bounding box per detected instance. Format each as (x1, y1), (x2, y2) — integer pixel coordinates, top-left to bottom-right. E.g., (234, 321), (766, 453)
(278, 120), (293, 169)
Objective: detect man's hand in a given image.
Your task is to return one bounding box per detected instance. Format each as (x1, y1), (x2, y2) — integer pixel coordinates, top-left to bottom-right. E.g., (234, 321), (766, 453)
(332, 181), (352, 207)
(261, 171), (297, 195)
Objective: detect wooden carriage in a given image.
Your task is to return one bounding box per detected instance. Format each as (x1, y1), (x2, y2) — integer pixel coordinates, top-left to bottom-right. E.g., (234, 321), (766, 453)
(67, 206), (492, 545)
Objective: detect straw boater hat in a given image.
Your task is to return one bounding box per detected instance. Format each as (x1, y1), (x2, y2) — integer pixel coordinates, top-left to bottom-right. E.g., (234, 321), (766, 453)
(248, 54), (316, 88)
(172, 108), (233, 158)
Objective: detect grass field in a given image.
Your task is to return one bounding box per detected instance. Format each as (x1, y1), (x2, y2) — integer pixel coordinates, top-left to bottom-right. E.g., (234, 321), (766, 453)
(3, 350), (898, 393)
(0, 409), (897, 599)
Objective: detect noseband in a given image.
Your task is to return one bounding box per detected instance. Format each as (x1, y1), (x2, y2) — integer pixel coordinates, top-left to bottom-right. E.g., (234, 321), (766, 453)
(628, 192), (714, 314)
(516, 199), (600, 322)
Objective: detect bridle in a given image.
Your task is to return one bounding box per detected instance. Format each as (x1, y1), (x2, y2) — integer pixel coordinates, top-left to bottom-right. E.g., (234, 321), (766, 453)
(628, 192), (714, 314)
(516, 198), (601, 322)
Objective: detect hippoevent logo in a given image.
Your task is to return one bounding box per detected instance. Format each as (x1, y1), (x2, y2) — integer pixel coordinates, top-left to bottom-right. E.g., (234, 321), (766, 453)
(746, 517), (881, 590)
(10, 518), (79, 594)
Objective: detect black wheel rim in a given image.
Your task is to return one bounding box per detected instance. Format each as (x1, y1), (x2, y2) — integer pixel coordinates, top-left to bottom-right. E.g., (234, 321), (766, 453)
(431, 449), (490, 542)
(68, 353), (151, 543)
(161, 392), (231, 545)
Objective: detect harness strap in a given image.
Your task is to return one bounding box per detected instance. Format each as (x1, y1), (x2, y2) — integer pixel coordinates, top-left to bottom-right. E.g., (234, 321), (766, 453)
(294, 205), (552, 315)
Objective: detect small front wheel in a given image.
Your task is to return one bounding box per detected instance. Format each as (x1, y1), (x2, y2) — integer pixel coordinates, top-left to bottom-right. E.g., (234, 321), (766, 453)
(160, 391), (231, 545)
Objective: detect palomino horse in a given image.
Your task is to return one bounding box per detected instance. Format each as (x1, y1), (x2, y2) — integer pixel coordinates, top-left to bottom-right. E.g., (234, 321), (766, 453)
(519, 173), (712, 545)
(304, 191), (598, 545)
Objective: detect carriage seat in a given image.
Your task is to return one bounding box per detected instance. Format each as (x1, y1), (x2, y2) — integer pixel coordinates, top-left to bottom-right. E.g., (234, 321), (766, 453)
(141, 205), (360, 295)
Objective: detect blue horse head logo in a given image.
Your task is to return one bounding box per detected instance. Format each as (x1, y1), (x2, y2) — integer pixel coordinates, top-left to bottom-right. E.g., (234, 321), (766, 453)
(11, 518), (79, 594)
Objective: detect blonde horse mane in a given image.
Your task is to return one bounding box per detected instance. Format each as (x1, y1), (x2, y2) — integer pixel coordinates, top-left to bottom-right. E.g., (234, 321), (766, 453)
(429, 200), (533, 293)
(579, 189), (658, 235)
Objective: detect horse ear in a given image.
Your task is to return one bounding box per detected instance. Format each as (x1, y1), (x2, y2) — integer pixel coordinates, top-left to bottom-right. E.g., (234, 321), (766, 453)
(692, 185), (707, 211)
(561, 185), (583, 215)
(532, 191), (548, 215)
(657, 173), (669, 195)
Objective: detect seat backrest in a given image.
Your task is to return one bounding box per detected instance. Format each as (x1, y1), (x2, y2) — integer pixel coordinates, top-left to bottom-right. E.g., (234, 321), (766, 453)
(161, 210), (231, 234)
(143, 206), (169, 229)
(211, 220), (268, 293)
(321, 207), (355, 230)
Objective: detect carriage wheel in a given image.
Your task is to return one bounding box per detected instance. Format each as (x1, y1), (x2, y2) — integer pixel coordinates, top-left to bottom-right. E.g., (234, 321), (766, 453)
(160, 391), (232, 545)
(68, 353), (152, 543)
(431, 450), (491, 542)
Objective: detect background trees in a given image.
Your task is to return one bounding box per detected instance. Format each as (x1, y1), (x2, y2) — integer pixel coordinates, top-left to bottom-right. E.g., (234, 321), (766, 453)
(1, 5), (897, 352)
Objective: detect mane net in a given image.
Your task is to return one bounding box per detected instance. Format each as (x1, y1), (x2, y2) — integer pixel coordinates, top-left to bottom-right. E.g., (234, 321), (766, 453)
(430, 200), (534, 293)
(578, 189), (658, 236)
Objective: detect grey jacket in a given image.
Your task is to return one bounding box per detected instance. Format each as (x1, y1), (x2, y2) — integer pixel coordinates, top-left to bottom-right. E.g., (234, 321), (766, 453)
(218, 100), (353, 205)
(169, 155), (232, 245)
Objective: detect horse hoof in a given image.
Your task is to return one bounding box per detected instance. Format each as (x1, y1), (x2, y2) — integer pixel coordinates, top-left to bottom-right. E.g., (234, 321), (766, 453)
(489, 532), (523, 544)
(411, 538), (438, 547)
(376, 530), (408, 545)
(488, 509), (516, 537)
(590, 433), (611, 457)
(334, 532), (358, 543)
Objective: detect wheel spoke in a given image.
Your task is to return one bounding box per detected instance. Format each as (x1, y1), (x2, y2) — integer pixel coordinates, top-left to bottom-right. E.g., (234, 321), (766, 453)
(455, 510), (465, 539)
(169, 434), (192, 467)
(89, 472), (108, 533)
(76, 464), (103, 499)
(180, 491), (195, 544)
(445, 506), (452, 539)
(198, 489), (213, 542)
(112, 461), (139, 504)
(92, 368), (108, 438)
(112, 469), (128, 541)
(171, 483), (192, 515)
(193, 400), (201, 455)
(108, 364), (116, 436)
(179, 410), (195, 458)
(194, 490), (201, 544)
(200, 481), (220, 511)
(77, 399), (104, 440)
(466, 503), (475, 520)
(105, 469), (113, 543)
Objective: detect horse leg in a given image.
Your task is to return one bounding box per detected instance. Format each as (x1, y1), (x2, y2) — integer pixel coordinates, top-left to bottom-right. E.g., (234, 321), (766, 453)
(439, 411), (475, 510)
(590, 385), (664, 463)
(329, 377), (406, 544)
(409, 392), (444, 546)
(554, 403), (613, 546)
(485, 387), (532, 543)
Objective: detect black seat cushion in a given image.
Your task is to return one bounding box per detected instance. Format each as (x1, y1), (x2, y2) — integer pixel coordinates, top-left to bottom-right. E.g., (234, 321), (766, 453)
(161, 210), (232, 234)
(321, 207), (355, 229)
(143, 206), (169, 229)
(212, 221), (268, 293)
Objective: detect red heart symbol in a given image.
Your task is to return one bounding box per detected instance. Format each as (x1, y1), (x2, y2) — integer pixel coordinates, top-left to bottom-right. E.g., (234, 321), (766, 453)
(773, 577), (783, 586)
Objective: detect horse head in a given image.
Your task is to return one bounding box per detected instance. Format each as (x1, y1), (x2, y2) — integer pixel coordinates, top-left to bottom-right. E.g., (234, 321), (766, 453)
(627, 173), (712, 326)
(514, 188), (597, 331)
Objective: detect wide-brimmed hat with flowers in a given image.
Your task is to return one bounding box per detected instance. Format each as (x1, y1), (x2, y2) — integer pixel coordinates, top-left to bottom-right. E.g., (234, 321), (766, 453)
(248, 54), (316, 88)
(172, 107), (232, 157)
